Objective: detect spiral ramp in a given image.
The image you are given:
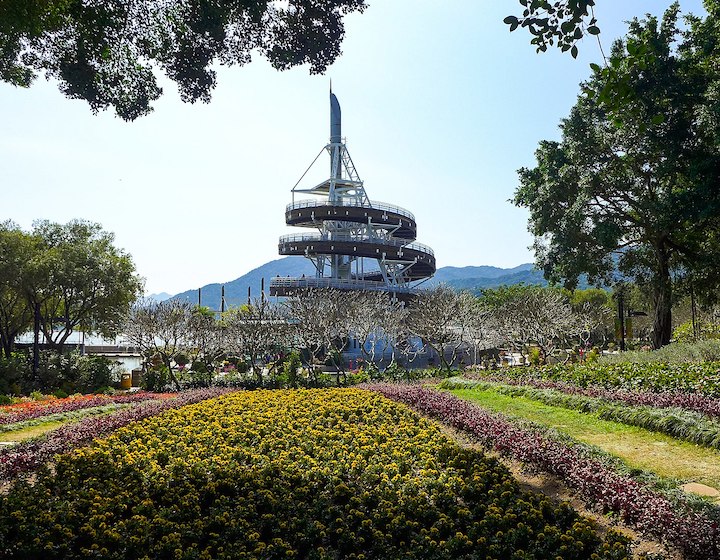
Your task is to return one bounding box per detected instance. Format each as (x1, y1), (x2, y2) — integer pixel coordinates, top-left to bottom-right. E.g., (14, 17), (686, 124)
(270, 92), (435, 298)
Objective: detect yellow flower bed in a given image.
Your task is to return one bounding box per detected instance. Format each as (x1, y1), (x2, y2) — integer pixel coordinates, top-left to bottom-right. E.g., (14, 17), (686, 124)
(0, 389), (629, 559)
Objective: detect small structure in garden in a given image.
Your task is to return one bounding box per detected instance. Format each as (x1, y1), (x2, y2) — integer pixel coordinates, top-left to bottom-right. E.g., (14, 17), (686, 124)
(270, 91), (435, 298)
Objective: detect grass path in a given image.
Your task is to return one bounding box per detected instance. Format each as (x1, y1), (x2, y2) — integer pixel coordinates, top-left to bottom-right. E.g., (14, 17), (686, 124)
(452, 387), (720, 490)
(0, 420), (64, 443)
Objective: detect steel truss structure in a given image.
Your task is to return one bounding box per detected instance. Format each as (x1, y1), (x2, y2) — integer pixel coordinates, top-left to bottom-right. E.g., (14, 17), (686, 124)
(270, 92), (435, 298)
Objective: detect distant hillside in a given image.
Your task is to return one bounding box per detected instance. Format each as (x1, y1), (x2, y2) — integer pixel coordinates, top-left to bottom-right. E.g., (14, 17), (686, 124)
(170, 258), (548, 309)
(428, 263), (535, 283)
(172, 258), (315, 309)
(437, 269), (548, 292)
(147, 292), (173, 302)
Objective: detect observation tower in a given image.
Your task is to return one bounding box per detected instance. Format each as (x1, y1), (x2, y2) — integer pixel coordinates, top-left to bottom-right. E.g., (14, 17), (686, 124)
(269, 92), (435, 298)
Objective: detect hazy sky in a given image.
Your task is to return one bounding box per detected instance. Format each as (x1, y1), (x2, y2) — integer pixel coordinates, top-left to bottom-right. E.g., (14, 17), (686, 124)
(1, 1), (707, 295)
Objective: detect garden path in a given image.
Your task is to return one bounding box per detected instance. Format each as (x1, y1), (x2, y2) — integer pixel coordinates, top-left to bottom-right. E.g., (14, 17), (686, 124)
(452, 387), (720, 493)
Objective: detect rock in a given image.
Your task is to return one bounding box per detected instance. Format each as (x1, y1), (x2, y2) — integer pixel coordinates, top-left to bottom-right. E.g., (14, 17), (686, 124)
(681, 482), (720, 498)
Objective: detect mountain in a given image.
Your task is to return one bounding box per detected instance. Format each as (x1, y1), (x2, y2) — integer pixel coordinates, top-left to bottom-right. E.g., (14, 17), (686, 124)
(172, 258), (316, 310)
(170, 258), (547, 310)
(432, 269), (548, 292)
(147, 292), (173, 302)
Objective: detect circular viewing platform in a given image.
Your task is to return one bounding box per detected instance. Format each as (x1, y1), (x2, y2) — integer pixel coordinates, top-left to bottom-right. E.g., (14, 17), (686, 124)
(278, 233), (436, 280)
(286, 199), (417, 240)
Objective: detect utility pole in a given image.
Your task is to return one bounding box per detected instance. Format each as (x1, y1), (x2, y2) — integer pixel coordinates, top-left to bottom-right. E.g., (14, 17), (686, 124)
(32, 302), (40, 380)
(617, 287), (626, 351)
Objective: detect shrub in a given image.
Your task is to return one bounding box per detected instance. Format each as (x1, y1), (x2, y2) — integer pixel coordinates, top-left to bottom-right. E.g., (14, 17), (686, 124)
(673, 320), (720, 343)
(600, 339), (720, 364)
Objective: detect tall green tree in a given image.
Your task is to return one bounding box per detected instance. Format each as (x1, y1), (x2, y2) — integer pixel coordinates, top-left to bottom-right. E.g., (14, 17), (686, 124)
(0, 221), (36, 358)
(514, 4), (720, 348)
(1, 0), (367, 120)
(25, 220), (143, 352)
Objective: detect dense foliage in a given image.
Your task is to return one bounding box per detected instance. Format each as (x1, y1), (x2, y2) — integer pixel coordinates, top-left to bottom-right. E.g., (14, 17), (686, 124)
(0, 389), (629, 559)
(514, 4), (720, 348)
(0, 0), (367, 119)
(0, 220), (142, 360)
(369, 383), (720, 559)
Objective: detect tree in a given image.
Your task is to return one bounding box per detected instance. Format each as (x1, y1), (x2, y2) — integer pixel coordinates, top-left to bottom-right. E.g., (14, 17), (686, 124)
(0, 222), (36, 358)
(24, 220), (143, 353)
(482, 284), (587, 363)
(186, 305), (225, 384)
(514, 5), (720, 348)
(406, 285), (478, 373)
(123, 298), (194, 390)
(223, 298), (287, 384)
(504, 0), (600, 58)
(1, 0), (367, 120)
(347, 291), (407, 367)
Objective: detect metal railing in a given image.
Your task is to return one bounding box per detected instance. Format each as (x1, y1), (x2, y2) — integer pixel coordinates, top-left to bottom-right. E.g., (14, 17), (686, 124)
(286, 198), (415, 221)
(278, 232), (435, 257)
(270, 276), (416, 293)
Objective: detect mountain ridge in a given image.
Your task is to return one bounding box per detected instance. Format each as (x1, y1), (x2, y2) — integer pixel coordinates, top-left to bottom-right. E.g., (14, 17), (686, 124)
(170, 257), (544, 310)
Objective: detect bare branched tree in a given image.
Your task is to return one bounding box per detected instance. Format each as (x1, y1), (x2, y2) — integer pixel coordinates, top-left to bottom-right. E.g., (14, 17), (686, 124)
(407, 286), (478, 373)
(223, 299), (288, 384)
(123, 299), (194, 390)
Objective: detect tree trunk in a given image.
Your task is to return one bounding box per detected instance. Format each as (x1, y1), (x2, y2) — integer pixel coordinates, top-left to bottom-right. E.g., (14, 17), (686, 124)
(652, 245), (673, 349)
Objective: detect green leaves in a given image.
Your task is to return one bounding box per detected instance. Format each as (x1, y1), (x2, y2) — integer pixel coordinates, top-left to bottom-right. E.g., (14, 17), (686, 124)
(0, 0), (369, 119)
(504, 0), (599, 55)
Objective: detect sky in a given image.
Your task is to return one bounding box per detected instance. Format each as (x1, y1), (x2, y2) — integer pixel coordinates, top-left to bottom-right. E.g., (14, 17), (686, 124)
(0, 0), (708, 296)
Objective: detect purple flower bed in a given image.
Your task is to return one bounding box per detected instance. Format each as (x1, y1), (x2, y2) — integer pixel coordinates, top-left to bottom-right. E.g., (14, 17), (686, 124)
(466, 372), (720, 419)
(367, 383), (720, 560)
(0, 392), (176, 426)
(0, 388), (234, 481)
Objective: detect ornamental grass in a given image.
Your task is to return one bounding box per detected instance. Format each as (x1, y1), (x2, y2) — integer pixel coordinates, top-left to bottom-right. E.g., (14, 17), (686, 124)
(0, 389), (629, 559)
(443, 377), (720, 450)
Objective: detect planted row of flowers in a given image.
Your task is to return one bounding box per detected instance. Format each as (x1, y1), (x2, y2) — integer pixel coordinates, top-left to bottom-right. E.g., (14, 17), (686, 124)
(442, 377), (720, 451)
(464, 370), (720, 419)
(0, 392), (176, 426)
(0, 403), (129, 435)
(0, 389), (630, 559)
(0, 387), (232, 481)
(489, 362), (720, 397)
(367, 383), (720, 560)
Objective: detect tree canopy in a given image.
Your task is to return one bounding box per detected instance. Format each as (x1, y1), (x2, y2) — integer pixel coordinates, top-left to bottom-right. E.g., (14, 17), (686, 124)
(504, 0), (600, 58)
(1, 0), (367, 120)
(0, 220), (143, 355)
(513, 4), (720, 349)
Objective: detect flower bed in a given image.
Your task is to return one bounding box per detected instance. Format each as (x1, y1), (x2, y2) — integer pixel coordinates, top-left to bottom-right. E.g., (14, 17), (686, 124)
(0, 388), (231, 481)
(488, 362), (720, 397)
(0, 389), (630, 559)
(0, 392), (176, 426)
(443, 377), (720, 450)
(464, 370), (720, 419)
(368, 383), (720, 560)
